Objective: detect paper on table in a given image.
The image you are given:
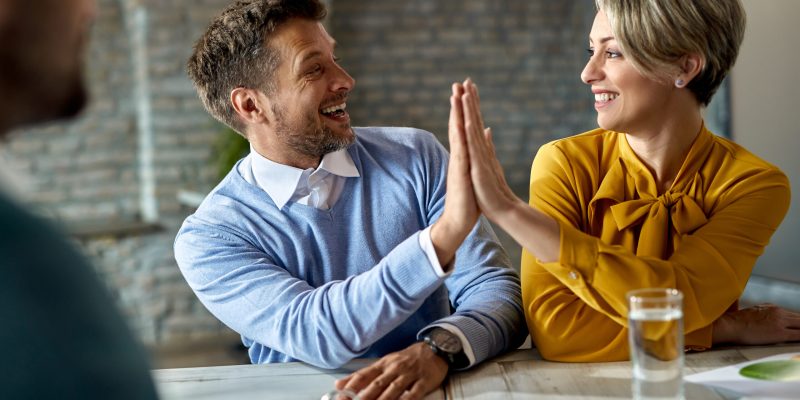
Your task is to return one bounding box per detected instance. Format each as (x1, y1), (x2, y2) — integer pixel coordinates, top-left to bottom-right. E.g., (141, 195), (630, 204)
(685, 352), (800, 398)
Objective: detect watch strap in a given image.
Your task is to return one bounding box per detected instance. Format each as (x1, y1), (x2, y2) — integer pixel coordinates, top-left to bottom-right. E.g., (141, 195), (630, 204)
(423, 329), (469, 369)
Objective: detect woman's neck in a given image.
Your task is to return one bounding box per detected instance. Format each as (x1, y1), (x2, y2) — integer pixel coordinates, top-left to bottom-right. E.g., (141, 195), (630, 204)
(624, 107), (703, 193)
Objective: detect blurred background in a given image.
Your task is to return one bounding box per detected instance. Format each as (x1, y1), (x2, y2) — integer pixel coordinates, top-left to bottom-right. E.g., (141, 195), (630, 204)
(0, 0), (797, 368)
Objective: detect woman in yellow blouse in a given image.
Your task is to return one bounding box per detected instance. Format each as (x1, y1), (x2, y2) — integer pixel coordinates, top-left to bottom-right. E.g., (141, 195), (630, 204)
(447, 0), (800, 362)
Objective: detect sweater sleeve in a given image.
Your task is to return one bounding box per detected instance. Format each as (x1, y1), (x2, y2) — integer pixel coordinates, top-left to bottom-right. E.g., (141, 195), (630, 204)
(174, 221), (445, 369)
(417, 132), (527, 368)
(522, 142), (791, 362)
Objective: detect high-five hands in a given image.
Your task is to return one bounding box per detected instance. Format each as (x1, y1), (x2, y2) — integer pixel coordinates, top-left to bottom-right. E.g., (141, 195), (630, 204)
(454, 79), (521, 221)
(428, 83), (481, 268)
(449, 79), (561, 263)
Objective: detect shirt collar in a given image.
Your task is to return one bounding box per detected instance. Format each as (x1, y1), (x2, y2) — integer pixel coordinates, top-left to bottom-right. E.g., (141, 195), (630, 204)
(248, 146), (360, 209)
(317, 147), (360, 179)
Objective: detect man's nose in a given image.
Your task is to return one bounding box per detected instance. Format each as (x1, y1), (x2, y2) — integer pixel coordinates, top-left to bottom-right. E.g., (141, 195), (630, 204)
(331, 63), (355, 93)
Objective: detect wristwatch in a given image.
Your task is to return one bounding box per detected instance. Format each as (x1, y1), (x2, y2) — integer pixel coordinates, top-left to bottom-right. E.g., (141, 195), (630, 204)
(422, 327), (469, 369)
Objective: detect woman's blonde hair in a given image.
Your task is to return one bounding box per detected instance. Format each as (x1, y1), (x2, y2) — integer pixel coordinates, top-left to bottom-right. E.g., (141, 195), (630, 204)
(595, 0), (745, 106)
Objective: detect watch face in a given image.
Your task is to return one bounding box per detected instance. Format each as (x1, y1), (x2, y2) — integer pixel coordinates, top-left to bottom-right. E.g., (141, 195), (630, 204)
(431, 329), (462, 354)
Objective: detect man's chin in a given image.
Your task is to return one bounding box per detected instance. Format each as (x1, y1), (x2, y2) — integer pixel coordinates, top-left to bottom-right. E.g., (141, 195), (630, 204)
(57, 84), (88, 119)
(38, 76), (88, 123)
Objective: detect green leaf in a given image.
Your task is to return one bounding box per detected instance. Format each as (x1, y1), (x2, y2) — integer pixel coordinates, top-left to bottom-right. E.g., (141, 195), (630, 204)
(739, 360), (800, 382)
(213, 128), (249, 181)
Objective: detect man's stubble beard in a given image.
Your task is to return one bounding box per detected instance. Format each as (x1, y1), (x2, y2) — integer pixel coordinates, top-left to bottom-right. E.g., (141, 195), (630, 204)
(271, 102), (355, 159)
(0, 45), (88, 130)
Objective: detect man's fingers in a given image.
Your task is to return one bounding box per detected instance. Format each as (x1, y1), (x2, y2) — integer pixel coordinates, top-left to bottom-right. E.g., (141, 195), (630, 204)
(357, 371), (399, 400)
(399, 380), (428, 400)
(449, 83), (464, 138)
(342, 366), (383, 396)
(449, 91), (466, 154)
(376, 374), (416, 400)
(334, 376), (351, 390)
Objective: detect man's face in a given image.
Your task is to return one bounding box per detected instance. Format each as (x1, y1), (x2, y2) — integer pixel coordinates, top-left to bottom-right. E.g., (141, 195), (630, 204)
(264, 19), (356, 159)
(0, 0), (95, 128)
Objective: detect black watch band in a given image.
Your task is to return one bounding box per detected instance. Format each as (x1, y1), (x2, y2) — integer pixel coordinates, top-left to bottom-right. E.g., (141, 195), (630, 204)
(422, 328), (469, 369)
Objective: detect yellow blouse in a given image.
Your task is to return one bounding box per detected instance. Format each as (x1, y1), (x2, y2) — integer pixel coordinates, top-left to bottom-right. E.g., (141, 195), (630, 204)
(521, 125), (791, 362)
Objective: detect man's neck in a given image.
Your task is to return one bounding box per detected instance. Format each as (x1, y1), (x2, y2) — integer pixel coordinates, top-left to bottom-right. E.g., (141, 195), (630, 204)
(247, 128), (324, 169)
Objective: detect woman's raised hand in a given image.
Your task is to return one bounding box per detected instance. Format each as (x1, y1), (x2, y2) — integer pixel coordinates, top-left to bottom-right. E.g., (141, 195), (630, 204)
(458, 79), (520, 221)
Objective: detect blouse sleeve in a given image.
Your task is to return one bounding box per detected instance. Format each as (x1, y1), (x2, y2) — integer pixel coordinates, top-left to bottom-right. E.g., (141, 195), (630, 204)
(521, 142), (791, 362)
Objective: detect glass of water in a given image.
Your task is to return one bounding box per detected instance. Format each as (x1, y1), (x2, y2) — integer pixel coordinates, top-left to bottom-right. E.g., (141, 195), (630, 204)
(627, 288), (684, 400)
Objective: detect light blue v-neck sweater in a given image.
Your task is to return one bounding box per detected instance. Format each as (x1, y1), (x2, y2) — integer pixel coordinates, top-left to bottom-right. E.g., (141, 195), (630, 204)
(175, 127), (525, 368)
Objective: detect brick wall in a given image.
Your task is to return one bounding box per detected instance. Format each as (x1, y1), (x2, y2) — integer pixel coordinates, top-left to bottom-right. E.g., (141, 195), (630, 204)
(0, 0), (598, 346)
(329, 0), (598, 265)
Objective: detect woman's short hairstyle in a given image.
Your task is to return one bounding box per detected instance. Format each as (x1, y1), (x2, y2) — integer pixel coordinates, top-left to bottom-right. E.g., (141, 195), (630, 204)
(595, 0), (746, 106)
(187, 0), (327, 135)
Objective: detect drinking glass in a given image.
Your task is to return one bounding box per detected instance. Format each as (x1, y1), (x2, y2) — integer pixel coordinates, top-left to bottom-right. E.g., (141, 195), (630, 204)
(627, 288), (684, 400)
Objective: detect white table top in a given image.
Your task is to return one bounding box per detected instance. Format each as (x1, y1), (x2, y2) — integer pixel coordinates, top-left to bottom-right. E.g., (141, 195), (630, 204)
(152, 343), (800, 399)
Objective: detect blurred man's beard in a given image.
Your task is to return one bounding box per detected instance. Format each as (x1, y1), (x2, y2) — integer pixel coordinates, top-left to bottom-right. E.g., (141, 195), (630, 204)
(272, 103), (354, 159)
(51, 74), (88, 120)
(0, 51), (88, 128)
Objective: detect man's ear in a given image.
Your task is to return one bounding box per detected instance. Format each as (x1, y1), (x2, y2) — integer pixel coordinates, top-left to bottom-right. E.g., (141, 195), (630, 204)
(231, 87), (271, 126)
(676, 53), (704, 87)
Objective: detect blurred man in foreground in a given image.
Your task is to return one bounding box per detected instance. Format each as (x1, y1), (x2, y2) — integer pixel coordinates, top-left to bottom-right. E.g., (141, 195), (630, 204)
(0, 0), (159, 398)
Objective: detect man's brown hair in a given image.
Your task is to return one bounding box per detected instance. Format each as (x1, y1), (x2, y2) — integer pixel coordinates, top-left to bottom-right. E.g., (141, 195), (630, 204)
(187, 0), (327, 135)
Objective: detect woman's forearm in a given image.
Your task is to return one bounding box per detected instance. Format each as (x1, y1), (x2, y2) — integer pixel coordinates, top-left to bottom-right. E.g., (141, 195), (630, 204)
(490, 198), (561, 263)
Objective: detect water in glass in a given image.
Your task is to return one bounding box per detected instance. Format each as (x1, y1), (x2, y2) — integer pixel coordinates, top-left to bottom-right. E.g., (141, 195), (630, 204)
(629, 307), (684, 400)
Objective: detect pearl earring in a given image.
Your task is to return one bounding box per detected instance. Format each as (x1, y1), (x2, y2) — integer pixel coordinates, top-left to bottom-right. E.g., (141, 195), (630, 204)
(675, 79), (685, 88)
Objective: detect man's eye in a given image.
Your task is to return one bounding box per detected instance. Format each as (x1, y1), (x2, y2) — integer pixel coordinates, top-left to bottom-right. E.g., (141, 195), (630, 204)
(333, 56), (342, 63)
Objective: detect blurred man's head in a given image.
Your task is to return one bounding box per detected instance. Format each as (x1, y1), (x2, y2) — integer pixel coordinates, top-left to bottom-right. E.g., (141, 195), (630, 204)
(0, 0), (95, 133)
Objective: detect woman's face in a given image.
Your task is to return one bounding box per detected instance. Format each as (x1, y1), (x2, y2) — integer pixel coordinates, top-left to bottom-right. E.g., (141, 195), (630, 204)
(581, 11), (674, 133)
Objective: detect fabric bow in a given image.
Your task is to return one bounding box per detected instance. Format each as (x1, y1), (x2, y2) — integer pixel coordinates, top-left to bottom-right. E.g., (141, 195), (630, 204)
(610, 192), (707, 258)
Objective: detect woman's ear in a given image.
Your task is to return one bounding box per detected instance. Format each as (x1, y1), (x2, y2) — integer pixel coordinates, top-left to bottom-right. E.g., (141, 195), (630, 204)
(230, 87), (271, 126)
(674, 53), (704, 88)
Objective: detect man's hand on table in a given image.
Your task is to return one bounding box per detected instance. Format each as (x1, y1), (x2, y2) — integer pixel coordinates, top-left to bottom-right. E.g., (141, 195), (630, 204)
(335, 342), (448, 400)
(712, 303), (800, 345)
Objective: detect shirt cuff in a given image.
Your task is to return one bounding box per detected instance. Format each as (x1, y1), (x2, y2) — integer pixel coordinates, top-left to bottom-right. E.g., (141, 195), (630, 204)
(538, 220), (599, 287)
(419, 226), (451, 278)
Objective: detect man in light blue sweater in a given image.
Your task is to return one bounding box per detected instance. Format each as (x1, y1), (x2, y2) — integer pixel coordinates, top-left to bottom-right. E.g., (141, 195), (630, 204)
(176, 1), (525, 398)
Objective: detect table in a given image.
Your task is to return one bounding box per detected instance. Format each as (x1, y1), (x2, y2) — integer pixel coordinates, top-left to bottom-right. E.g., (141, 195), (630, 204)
(153, 343), (800, 399)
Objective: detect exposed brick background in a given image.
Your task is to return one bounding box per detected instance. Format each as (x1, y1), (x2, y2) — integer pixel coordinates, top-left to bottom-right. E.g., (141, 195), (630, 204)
(329, 0), (598, 266)
(0, 0), (597, 350)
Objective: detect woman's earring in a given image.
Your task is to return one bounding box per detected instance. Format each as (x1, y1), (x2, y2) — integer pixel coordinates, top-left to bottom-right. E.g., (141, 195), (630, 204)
(675, 79), (685, 88)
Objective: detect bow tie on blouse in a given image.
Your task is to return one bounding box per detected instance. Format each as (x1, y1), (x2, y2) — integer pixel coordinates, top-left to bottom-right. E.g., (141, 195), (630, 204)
(611, 192), (707, 238)
(600, 173), (708, 259)
(588, 126), (715, 258)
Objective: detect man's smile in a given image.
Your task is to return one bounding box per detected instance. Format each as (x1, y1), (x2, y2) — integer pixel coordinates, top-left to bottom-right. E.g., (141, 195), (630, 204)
(320, 101), (349, 122)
